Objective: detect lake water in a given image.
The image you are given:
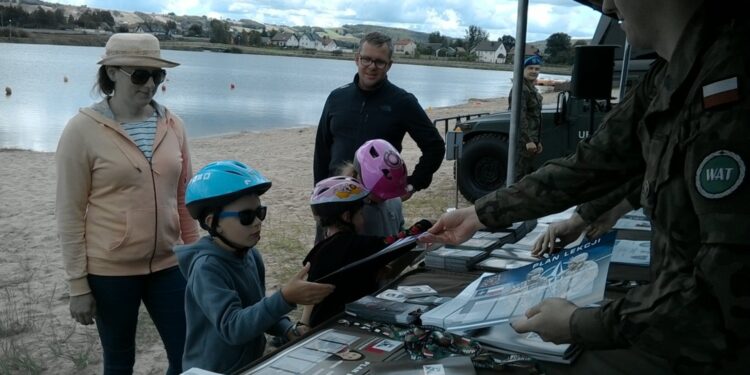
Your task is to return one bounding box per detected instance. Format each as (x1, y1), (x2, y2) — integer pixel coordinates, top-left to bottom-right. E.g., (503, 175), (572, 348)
(0, 43), (567, 152)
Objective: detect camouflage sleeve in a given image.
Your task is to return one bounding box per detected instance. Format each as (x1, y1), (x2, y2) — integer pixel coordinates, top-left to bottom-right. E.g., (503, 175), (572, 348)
(519, 82), (538, 144)
(575, 51), (750, 358)
(475, 61), (665, 229)
(576, 175), (643, 223)
(571, 240), (750, 353)
(475, 78), (656, 228)
(683, 77), (750, 359)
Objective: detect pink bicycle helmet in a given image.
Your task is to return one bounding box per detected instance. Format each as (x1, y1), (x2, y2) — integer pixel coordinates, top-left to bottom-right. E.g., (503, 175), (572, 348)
(355, 139), (408, 200)
(311, 176), (369, 217)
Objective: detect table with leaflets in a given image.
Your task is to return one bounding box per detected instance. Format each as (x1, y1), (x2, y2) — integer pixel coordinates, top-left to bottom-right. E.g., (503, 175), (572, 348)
(232, 207), (653, 374)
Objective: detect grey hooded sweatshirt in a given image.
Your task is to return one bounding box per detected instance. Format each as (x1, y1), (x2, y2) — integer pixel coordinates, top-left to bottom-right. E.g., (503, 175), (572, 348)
(176, 236), (294, 373)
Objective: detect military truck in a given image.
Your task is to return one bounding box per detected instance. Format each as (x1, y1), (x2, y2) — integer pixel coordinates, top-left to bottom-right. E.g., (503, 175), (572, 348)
(441, 15), (655, 203)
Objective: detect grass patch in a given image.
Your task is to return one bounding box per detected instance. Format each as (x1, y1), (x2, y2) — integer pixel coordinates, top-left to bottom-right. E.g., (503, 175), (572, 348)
(48, 323), (99, 370)
(0, 338), (44, 375)
(0, 288), (35, 338)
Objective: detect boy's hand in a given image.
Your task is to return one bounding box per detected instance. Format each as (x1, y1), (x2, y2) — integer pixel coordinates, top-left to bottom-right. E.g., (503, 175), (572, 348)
(286, 322), (310, 340)
(281, 263), (335, 305)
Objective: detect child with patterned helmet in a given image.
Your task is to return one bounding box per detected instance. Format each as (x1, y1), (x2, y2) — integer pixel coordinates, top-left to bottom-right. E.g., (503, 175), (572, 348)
(176, 160), (334, 374)
(310, 175), (370, 237)
(302, 176), (431, 327)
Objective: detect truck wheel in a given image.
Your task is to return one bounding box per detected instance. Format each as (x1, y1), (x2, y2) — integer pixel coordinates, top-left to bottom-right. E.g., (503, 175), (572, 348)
(457, 134), (509, 203)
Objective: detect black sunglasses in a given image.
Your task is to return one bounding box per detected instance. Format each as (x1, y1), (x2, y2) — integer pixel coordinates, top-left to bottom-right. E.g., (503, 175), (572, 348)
(119, 68), (167, 85)
(219, 206), (267, 225)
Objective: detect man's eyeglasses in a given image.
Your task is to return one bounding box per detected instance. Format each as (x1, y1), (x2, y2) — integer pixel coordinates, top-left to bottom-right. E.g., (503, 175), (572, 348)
(219, 206), (267, 225)
(119, 68), (167, 85)
(358, 55), (390, 69)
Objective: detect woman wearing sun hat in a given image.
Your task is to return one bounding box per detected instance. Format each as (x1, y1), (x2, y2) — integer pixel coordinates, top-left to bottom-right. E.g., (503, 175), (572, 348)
(55, 33), (198, 374)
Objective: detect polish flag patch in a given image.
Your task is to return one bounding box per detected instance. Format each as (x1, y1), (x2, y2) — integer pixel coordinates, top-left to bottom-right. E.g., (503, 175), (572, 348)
(702, 77), (739, 109)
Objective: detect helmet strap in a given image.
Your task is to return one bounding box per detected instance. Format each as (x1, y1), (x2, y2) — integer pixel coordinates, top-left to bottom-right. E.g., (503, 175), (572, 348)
(212, 232), (251, 257)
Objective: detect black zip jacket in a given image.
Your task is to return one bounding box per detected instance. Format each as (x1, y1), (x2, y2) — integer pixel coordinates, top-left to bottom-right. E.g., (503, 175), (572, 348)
(313, 74), (445, 191)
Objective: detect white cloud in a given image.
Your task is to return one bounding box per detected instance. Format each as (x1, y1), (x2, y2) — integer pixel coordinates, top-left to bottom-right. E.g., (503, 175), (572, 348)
(69, 0), (602, 40)
(423, 8), (462, 35)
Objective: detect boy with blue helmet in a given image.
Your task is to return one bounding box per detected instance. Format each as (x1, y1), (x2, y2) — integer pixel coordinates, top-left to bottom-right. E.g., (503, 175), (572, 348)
(177, 160), (334, 374)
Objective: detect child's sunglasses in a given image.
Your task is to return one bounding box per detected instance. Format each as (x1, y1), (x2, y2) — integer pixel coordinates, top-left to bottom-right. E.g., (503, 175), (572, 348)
(119, 68), (167, 85)
(218, 206), (267, 225)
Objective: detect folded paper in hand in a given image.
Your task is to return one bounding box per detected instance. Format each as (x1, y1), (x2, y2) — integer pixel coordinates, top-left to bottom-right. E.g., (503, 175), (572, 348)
(313, 235), (420, 284)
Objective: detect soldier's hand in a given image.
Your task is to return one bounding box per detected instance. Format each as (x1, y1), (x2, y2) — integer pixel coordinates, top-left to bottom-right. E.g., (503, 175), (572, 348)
(281, 263), (335, 305)
(586, 212), (619, 239)
(511, 298), (577, 344)
(586, 200), (631, 239)
(525, 142), (538, 153)
(419, 206), (485, 245)
(532, 214), (586, 256)
(70, 293), (97, 325)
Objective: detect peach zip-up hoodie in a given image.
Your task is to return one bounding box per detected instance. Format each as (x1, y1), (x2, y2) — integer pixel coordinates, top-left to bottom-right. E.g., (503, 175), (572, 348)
(56, 100), (199, 296)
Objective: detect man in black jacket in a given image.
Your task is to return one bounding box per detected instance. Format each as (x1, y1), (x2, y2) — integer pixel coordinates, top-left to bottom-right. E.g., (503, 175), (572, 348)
(313, 32), (445, 200)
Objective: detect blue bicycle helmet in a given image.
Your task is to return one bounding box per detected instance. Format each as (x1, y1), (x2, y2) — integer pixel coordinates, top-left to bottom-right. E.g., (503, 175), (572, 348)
(186, 160), (272, 221)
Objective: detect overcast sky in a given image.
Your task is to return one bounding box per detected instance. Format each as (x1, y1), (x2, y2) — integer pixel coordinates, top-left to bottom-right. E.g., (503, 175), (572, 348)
(60, 0), (602, 41)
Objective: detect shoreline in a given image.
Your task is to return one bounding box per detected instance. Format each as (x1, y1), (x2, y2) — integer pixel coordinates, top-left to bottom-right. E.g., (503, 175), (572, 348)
(1, 31), (574, 75)
(0, 91), (561, 153)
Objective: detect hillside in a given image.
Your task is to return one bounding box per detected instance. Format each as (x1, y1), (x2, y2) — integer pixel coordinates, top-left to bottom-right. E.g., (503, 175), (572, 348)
(339, 24), (433, 43)
(8, 0), (586, 51)
(526, 37), (591, 54)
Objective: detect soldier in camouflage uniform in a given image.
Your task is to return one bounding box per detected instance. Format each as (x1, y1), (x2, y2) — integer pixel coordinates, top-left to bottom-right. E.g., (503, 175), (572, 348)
(509, 55), (544, 180)
(423, 0), (749, 372)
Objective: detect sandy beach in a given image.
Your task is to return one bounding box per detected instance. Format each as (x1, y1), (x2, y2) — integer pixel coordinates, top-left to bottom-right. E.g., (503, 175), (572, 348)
(0, 92), (557, 374)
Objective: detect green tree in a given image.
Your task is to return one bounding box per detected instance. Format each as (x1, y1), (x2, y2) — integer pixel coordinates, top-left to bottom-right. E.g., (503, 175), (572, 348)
(247, 30), (262, 46)
(165, 20), (177, 36)
(464, 25), (488, 52)
(95, 10), (114, 27)
(428, 31), (446, 45)
(31, 6), (55, 28)
(187, 23), (203, 37)
(1, 5), (29, 27)
(500, 34), (515, 54)
(209, 19), (230, 44)
(545, 32), (573, 64)
(54, 9), (65, 26)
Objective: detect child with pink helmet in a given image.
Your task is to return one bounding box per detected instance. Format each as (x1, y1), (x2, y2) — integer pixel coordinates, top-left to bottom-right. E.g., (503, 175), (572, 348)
(302, 176), (431, 327)
(349, 138), (409, 238)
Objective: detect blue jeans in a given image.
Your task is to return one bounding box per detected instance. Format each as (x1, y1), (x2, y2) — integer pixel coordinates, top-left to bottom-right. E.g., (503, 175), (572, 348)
(88, 266), (186, 375)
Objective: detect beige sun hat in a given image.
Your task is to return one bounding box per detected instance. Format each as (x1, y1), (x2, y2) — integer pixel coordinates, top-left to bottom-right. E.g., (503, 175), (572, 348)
(97, 33), (179, 68)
